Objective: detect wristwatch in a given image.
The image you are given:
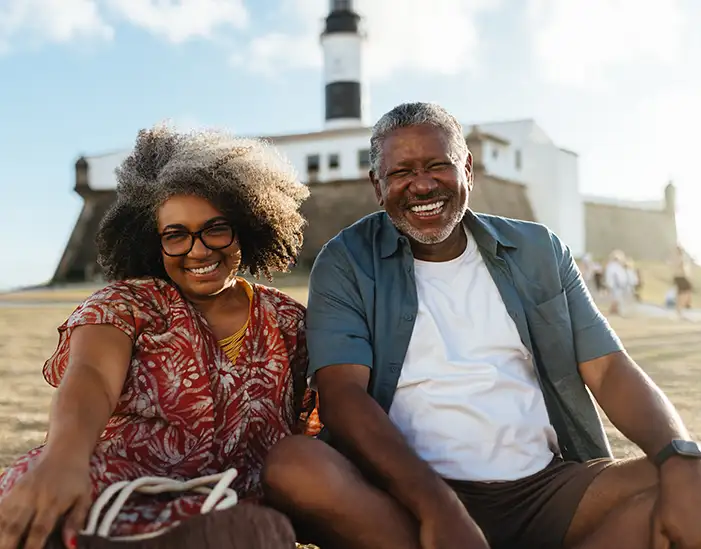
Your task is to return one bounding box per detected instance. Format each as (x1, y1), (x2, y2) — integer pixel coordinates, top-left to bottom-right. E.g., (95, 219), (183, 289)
(653, 439), (701, 467)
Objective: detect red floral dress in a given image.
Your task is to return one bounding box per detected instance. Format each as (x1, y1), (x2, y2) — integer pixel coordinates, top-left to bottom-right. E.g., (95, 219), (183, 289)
(0, 278), (320, 536)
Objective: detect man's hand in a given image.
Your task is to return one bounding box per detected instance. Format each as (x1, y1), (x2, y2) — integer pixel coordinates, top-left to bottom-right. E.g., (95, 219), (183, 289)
(420, 503), (490, 549)
(651, 458), (701, 549)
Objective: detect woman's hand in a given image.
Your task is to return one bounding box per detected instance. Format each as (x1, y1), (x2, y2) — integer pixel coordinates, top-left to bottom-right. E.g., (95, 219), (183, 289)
(0, 452), (92, 549)
(0, 322), (134, 549)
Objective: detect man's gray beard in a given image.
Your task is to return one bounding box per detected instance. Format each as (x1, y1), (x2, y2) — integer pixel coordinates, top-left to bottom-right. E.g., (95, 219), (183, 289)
(391, 200), (468, 245)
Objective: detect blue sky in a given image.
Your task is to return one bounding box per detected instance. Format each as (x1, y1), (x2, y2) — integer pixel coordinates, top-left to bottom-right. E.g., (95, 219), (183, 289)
(1, 0), (699, 290)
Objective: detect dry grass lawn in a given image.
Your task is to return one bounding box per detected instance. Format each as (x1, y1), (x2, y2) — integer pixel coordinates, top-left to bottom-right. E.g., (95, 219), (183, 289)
(1, 283), (700, 468)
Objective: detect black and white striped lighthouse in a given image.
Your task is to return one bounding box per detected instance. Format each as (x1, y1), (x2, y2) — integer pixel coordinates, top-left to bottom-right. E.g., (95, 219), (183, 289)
(321, 0), (368, 129)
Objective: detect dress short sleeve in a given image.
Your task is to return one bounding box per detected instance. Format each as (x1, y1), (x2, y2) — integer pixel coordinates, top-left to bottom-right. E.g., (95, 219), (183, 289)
(42, 281), (151, 388)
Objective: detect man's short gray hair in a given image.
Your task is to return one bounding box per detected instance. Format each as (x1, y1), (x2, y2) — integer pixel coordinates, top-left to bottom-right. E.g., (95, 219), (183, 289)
(369, 102), (468, 175)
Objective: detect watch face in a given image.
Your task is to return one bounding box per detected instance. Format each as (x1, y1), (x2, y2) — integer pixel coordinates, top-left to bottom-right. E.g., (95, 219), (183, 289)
(673, 440), (701, 456)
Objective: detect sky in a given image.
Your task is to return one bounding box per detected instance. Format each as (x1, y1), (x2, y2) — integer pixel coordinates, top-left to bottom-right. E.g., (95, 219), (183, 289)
(0, 0), (699, 291)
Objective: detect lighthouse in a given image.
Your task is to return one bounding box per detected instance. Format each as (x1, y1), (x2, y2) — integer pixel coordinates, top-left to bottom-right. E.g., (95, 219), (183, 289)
(321, 0), (368, 129)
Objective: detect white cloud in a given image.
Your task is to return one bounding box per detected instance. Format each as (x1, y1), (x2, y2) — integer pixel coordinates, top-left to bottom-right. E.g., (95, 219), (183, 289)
(0, 0), (113, 53)
(231, 30), (320, 76)
(232, 0), (501, 80)
(105, 0), (248, 44)
(0, 0), (249, 53)
(527, 0), (686, 88)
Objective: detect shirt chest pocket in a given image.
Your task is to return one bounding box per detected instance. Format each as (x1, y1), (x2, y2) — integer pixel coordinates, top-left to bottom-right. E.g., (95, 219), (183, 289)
(529, 289), (570, 326)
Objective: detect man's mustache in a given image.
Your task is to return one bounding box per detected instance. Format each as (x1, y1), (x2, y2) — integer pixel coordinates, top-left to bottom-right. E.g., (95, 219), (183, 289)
(400, 191), (453, 209)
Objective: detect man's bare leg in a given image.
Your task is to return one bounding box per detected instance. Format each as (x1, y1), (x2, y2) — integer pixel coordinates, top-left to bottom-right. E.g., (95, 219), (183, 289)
(565, 458), (659, 548)
(574, 489), (657, 549)
(262, 435), (421, 549)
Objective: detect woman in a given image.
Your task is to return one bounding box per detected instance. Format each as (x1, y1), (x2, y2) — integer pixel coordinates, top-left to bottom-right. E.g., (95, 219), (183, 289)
(0, 125), (320, 548)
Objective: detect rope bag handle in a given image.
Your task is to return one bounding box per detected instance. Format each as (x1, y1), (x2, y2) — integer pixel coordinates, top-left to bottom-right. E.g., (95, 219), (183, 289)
(81, 468), (239, 541)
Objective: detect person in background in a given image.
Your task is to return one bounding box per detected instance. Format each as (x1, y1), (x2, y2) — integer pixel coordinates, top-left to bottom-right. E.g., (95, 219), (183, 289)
(625, 258), (642, 303)
(263, 102), (701, 549)
(672, 244), (694, 318)
(604, 249), (629, 316)
(0, 125), (319, 548)
(593, 261), (605, 297)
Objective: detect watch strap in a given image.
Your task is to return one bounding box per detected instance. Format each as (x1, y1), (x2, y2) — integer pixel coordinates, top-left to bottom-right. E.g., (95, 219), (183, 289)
(653, 439), (701, 467)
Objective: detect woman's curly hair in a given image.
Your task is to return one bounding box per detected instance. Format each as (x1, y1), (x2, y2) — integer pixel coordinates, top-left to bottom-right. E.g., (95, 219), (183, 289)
(96, 124), (310, 281)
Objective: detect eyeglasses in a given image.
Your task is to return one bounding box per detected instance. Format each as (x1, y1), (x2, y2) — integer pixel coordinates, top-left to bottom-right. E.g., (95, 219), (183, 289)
(159, 224), (235, 257)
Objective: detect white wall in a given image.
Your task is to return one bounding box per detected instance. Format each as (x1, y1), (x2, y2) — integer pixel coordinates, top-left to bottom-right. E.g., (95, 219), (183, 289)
(322, 34), (363, 84)
(555, 149), (584, 256)
(274, 131), (373, 183)
(84, 131), (375, 190)
(477, 120), (585, 256)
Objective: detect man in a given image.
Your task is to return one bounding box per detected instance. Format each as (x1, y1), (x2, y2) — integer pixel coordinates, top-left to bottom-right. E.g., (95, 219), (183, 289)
(672, 245), (694, 318)
(604, 249), (629, 316)
(263, 102), (701, 549)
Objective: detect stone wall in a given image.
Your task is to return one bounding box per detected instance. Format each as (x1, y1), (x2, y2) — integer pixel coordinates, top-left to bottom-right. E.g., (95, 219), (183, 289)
(298, 179), (379, 267)
(584, 201), (678, 262)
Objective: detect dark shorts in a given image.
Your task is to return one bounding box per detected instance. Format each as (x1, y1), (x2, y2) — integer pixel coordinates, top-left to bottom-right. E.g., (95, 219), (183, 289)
(674, 276), (692, 293)
(444, 457), (613, 549)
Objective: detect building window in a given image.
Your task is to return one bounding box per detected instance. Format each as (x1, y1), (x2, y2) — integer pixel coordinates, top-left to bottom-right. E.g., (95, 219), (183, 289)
(307, 154), (320, 172)
(515, 149), (522, 170)
(332, 0), (352, 11)
(358, 149), (370, 168)
(329, 153), (340, 170)
(492, 147), (499, 159)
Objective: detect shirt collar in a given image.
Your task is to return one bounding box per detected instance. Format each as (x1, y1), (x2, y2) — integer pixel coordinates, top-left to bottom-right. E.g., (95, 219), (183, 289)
(379, 209), (517, 259)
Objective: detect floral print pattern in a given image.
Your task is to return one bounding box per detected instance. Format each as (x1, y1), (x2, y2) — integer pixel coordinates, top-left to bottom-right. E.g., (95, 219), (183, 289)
(0, 278), (319, 536)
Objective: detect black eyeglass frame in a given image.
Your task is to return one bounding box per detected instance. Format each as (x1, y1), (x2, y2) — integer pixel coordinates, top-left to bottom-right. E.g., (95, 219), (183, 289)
(159, 224), (235, 257)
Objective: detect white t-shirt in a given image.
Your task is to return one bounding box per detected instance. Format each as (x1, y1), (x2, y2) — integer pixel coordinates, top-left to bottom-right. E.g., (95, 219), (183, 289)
(605, 260), (628, 296)
(388, 230), (558, 482)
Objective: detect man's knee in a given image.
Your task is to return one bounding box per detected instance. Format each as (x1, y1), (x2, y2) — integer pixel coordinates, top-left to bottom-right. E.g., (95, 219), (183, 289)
(262, 435), (359, 508)
(263, 436), (314, 499)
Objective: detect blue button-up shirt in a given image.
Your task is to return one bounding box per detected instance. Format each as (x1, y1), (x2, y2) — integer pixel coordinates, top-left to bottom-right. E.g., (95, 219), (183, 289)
(306, 210), (624, 462)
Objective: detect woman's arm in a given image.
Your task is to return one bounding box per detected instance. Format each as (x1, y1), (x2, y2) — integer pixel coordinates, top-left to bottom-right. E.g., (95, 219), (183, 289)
(43, 324), (132, 465)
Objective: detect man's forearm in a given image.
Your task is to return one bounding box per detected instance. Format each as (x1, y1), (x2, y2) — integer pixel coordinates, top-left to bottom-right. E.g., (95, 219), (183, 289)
(596, 355), (689, 458)
(321, 385), (461, 519)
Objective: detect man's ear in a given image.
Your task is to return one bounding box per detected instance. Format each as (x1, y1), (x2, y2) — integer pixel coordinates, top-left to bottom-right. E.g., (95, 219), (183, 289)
(369, 170), (384, 205)
(465, 151), (474, 191)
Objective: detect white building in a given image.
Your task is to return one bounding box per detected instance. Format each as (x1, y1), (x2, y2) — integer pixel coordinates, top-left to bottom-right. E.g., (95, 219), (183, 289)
(57, 0), (589, 284)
